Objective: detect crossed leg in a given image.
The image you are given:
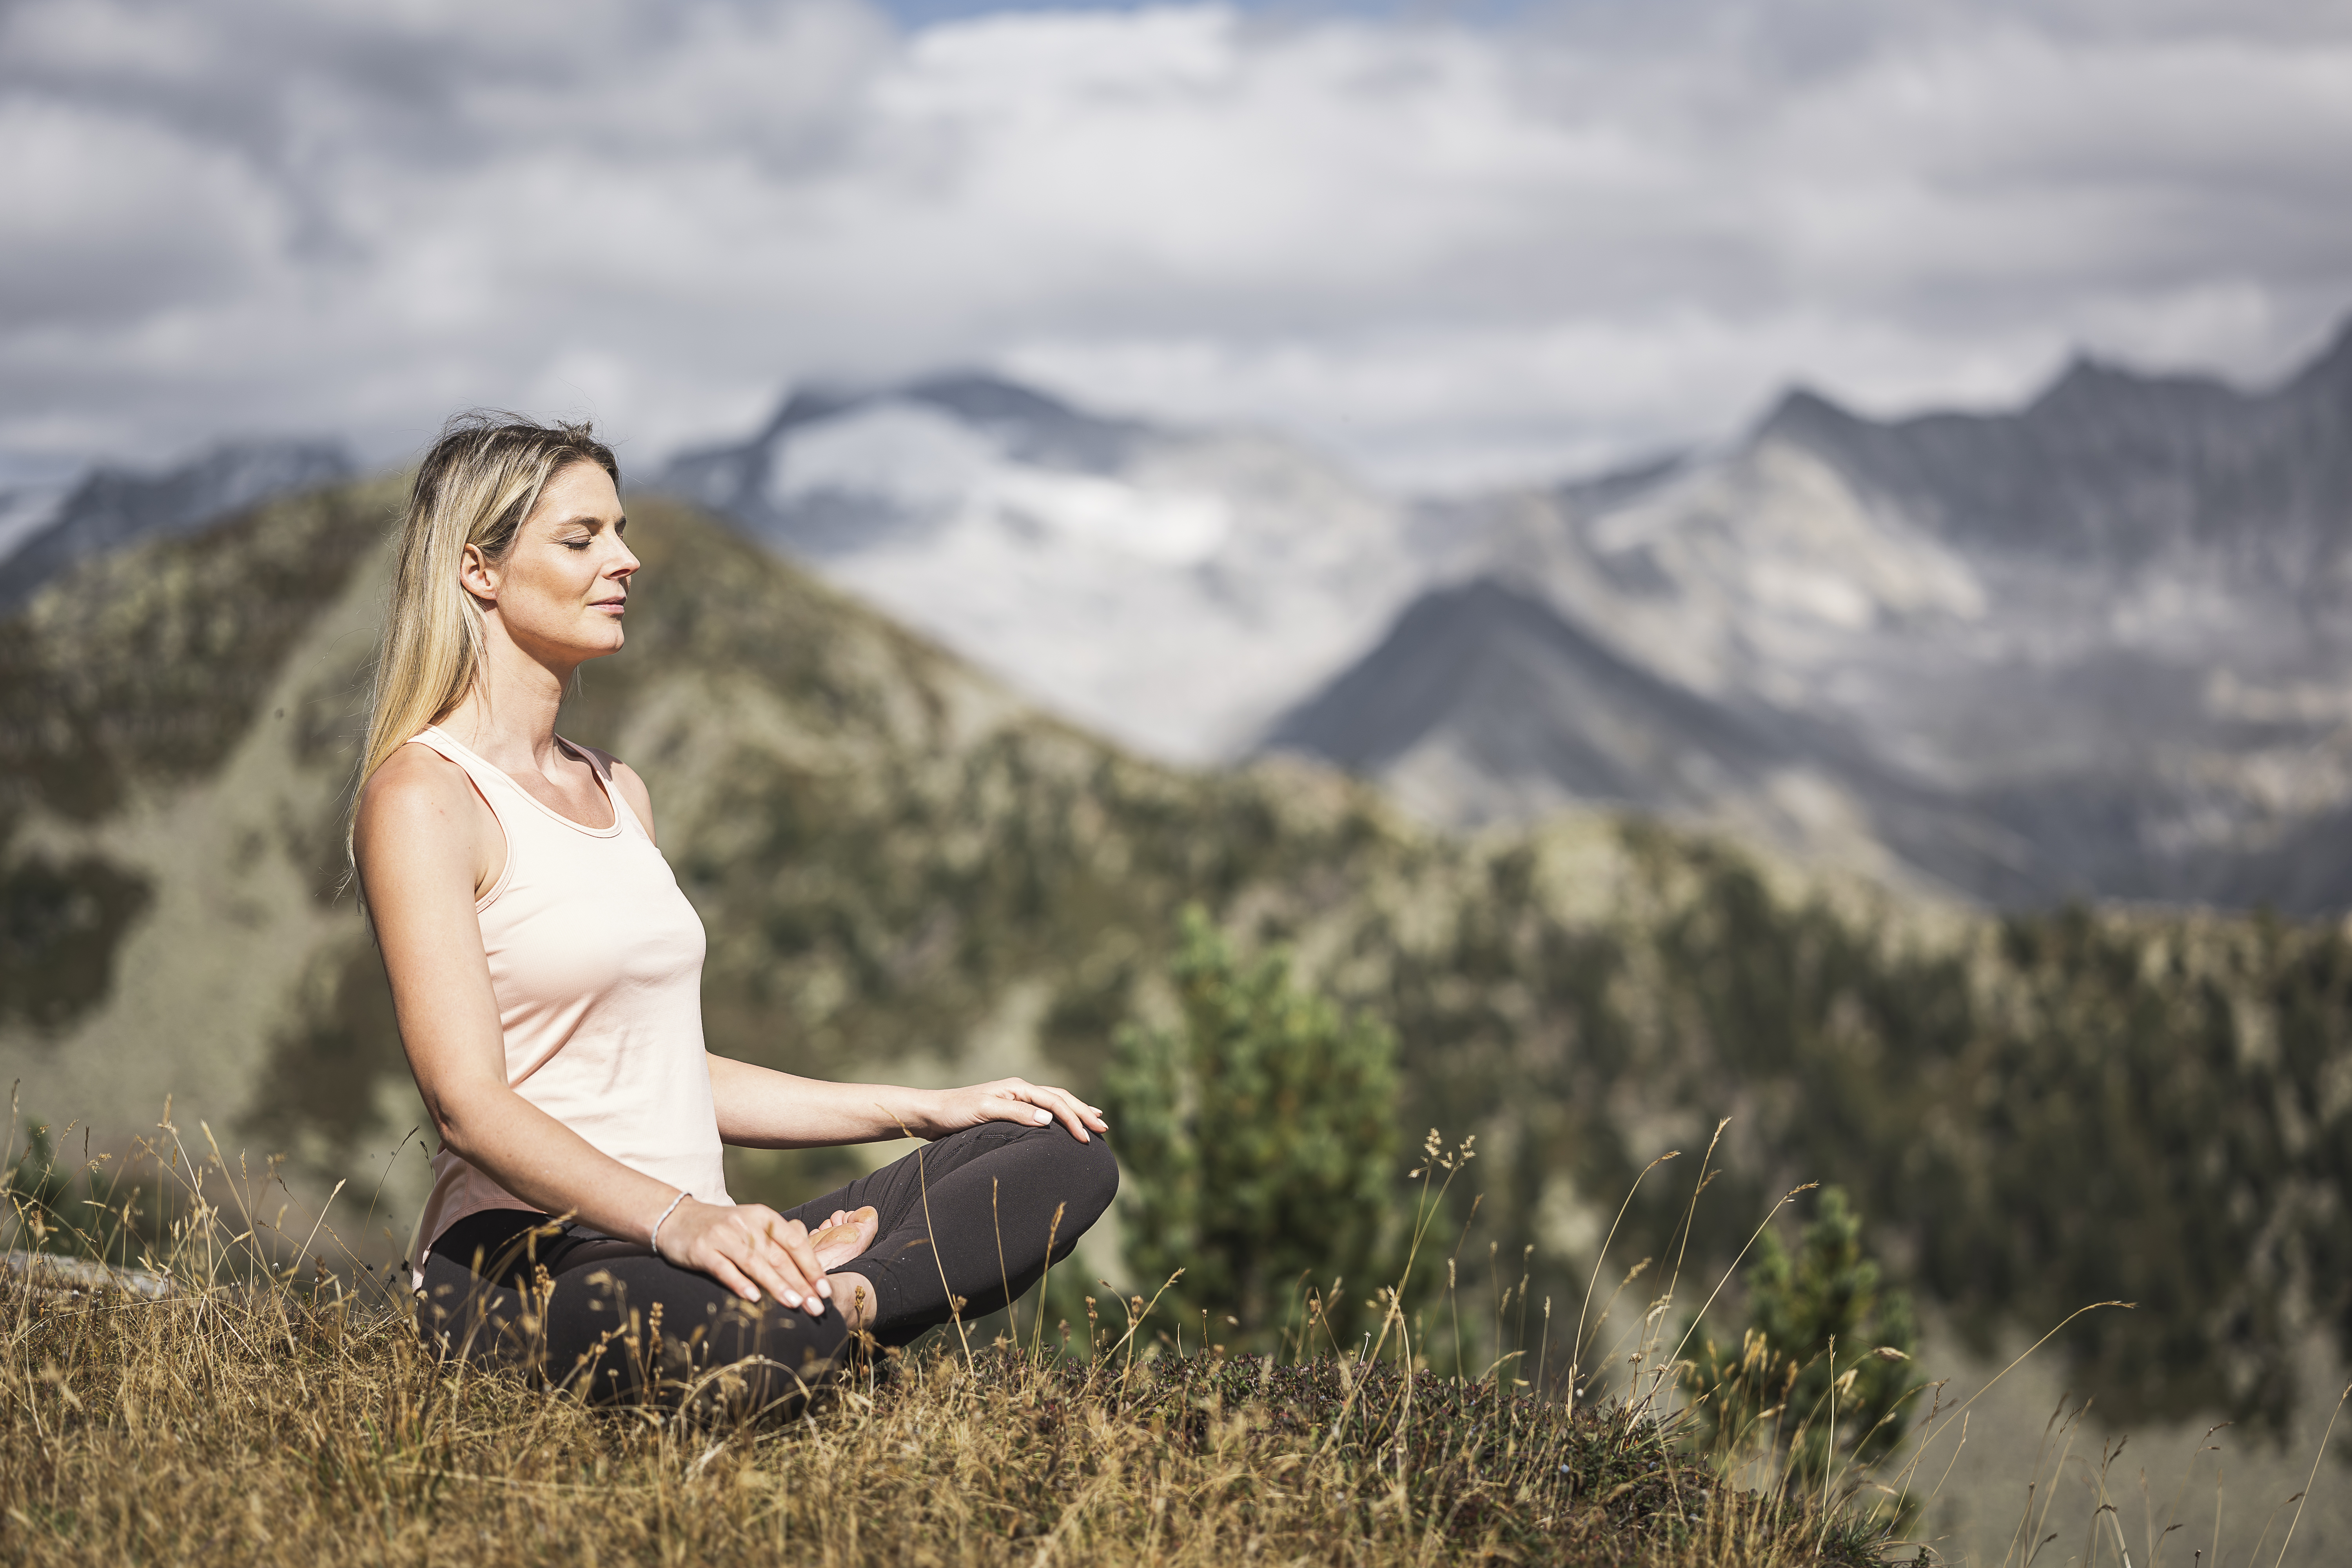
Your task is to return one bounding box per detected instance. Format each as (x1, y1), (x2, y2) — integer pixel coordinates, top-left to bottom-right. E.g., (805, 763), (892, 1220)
(783, 1120), (1117, 1338)
(415, 1121), (1117, 1411)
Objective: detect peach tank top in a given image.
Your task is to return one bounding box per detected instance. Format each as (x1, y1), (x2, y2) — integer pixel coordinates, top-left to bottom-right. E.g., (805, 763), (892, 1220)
(407, 725), (732, 1278)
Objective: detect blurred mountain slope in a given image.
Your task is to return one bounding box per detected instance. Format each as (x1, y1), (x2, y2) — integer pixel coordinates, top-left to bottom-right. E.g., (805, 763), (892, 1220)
(0, 439), (354, 615)
(1, 479), (2347, 1434)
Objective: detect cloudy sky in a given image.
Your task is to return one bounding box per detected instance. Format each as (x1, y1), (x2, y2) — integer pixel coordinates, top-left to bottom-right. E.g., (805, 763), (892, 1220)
(4, 0), (2349, 489)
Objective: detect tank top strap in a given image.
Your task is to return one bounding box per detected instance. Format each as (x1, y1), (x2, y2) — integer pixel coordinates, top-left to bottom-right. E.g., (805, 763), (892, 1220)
(409, 726), (508, 796)
(557, 737), (652, 842)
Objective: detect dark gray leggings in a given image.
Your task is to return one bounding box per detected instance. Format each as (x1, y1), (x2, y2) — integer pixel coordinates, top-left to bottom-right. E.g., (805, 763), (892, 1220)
(415, 1122), (1116, 1414)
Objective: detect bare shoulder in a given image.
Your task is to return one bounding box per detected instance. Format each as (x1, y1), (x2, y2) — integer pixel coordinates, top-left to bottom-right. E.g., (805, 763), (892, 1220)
(355, 743), (491, 866)
(360, 741), (472, 818)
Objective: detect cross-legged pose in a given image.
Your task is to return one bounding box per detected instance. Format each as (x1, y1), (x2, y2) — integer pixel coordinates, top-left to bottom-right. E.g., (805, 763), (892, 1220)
(352, 412), (1116, 1414)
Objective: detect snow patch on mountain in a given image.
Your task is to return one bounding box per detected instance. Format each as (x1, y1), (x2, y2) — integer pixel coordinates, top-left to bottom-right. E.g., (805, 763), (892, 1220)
(657, 379), (1438, 761)
(769, 400), (1236, 567)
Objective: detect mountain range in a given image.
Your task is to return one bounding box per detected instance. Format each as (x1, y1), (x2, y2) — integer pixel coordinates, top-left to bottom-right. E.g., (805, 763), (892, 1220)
(9, 323), (2350, 913)
(1285, 324), (2352, 911)
(662, 323), (2352, 912)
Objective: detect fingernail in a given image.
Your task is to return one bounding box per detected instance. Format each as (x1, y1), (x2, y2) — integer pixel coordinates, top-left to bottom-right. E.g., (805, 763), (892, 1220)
(818, 1279), (833, 1298)
(1034, 1109), (1051, 1123)
(782, 1291), (802, 1308)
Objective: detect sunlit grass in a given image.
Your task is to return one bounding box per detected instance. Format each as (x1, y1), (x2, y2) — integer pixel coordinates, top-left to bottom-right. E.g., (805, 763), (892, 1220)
(20, 1103), (2343, 1565)
(0, 1113), (1931, 1567)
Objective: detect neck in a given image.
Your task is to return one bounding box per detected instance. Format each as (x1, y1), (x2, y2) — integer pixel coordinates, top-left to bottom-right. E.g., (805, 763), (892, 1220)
(437, 619), (579, 772)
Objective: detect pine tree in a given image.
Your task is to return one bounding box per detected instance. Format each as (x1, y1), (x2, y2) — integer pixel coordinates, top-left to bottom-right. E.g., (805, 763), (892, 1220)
(1105, 906), (1403, 1349)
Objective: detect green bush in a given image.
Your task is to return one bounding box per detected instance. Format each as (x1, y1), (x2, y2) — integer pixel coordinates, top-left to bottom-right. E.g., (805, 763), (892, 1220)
(1105, 905), (1405, 1350)
(1680, 1186), (1922, 1483)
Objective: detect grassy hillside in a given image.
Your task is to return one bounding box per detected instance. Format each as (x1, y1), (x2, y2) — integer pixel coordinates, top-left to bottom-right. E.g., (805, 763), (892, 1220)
(2, 1159), (1898, 1568)
(3, 478), (2349, 1439)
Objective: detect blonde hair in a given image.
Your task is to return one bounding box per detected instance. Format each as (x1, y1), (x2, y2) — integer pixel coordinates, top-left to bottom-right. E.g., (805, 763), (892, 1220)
(350, 411), (619, 859)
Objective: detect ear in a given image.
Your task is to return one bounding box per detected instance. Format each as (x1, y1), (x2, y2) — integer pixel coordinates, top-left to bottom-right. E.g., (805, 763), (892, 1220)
(459, 541), (500, 606)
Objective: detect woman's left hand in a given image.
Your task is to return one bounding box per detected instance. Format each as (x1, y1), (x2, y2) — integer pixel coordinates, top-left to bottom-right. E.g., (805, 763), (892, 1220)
(924, 1078), (1107, 1143)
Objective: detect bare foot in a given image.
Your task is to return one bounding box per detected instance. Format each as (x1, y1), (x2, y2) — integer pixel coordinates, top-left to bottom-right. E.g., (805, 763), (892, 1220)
(809, 1205), (878, 1272)
(830, 1270), (878, 1332)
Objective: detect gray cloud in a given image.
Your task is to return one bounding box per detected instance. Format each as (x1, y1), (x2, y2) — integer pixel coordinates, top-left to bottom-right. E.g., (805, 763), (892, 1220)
(1, 0), (2347, 486)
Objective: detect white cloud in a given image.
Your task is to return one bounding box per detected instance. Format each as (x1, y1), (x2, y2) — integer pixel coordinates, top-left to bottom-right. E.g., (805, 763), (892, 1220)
(0, 0), (2346, 486)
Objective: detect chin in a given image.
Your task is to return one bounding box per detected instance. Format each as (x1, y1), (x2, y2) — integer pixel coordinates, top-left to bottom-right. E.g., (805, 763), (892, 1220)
(569, 631), (625, 660)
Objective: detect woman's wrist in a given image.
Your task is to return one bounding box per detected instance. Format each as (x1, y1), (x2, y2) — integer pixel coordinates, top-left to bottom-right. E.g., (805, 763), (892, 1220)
(900, 1087), (948, 1140)
(647, 1189), (690, 1258)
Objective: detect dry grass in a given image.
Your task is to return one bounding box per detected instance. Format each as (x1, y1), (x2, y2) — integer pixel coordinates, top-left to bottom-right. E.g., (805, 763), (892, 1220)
(0, 1302), (1889, 1567)
(0, 1120), (1911, 1568)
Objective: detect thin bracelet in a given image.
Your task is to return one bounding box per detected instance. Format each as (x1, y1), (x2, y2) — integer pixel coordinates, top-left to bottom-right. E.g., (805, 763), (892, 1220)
(647, 1191), (689, 1259)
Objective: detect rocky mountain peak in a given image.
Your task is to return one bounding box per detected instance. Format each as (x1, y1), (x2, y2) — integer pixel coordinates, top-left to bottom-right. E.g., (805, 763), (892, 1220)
(897, 372), (1147, 473)
(1739, 322), (2352, 566)
(1749, 385), (1865, 450)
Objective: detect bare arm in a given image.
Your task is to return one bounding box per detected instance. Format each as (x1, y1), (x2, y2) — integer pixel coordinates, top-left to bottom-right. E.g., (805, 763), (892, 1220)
(708, 1056), (1108, 1147)
(357, 747), (832, 1312)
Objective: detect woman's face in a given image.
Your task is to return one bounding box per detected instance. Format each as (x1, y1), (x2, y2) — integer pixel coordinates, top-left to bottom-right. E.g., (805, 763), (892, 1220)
(468, 461), (639, 667)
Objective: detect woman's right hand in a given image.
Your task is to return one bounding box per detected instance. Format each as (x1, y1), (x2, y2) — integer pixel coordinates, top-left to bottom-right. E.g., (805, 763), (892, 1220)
(655, 1199), (833, 1315)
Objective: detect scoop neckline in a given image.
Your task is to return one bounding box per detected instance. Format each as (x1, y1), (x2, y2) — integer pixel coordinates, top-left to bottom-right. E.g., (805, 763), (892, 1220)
(421, 725), (625, 838)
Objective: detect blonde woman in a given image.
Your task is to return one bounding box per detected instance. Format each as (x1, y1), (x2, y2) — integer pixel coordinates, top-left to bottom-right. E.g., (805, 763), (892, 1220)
(354, 412), (1115, 1408)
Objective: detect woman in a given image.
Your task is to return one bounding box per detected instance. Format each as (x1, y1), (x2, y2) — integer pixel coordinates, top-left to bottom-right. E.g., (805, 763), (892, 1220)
(353, 412), (1116, 1411)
